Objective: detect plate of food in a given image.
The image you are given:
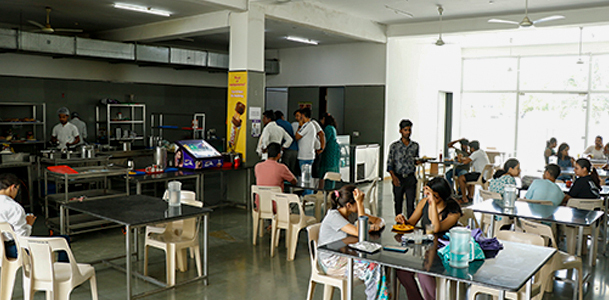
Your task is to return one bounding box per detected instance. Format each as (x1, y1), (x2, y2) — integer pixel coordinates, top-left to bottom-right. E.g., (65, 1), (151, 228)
(392, 224), (414, 232)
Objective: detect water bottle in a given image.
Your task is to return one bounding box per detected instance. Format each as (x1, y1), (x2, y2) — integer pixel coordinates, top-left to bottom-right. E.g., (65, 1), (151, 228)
(358, 216), (369, 242)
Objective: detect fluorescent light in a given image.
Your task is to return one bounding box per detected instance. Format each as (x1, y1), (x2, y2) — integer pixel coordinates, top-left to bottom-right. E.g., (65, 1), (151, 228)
(285, 36), (318, 45)
(113, 3), (171, 17)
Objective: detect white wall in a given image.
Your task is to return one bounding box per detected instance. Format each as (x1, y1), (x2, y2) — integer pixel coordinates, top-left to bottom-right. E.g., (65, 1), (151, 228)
(265, 42), (386, 87)
(384, 37), (462, 176)
(0, 53), (228, 87)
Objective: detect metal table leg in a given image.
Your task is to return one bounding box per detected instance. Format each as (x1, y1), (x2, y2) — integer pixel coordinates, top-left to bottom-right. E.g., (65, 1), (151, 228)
(577, 226), (584, 258)
(525, 279), (532, 300)
(126, 225), (132, 300)
(498, 290), (506, 300)
(347, 257), (353, 300)
(203, 213), (209, 285)
(590, 221), (598, 267)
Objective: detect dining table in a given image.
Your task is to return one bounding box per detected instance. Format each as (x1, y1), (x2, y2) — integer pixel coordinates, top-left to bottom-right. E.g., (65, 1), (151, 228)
(318, 228), (556, 300)
(285, 177), (350, 217)
(468, 199), (603, 281)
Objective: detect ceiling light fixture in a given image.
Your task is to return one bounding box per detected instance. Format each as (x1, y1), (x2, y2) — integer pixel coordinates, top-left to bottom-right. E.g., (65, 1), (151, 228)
(285, 36), (318, 45)
(113, 3), (171, 17)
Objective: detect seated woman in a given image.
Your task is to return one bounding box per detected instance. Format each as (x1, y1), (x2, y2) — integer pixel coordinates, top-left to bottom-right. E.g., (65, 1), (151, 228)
(556, 143), (575, 182)
(488, 158), (521, 195)
(317, 185), (387, 300)
(564, 158), (601, 202)
(394, 177), (462, 300)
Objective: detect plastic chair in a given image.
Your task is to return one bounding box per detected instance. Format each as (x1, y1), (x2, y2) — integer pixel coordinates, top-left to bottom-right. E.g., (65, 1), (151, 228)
(1, 222), (22, 300)
(519, 218), (582, 300)
(303, 172), (342, 221)
(143, 192), (203, 286)
(363, 178), (379, 216)
(20, 236), (98, 300)
(517, 198), (554, 206)
(563, 198), (603, 258)
(458, 207), (480, 228)
(478, 190), (512, 237)
(271, 193), (317, 260)
(251, 185), (282, 245)
(306, 223), (361, 300)
(467, 164), (496, 188)
(468, 230), (546, 300)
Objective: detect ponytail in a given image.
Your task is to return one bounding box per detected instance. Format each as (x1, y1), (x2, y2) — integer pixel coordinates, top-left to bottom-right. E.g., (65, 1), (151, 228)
(493, 158), (519, 179)
(591, 168), (601, 188)
(329, 185), (357, 209)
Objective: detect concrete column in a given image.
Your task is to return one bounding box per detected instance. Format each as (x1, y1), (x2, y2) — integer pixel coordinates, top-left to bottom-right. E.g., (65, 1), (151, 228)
(228, 6), (265, 166)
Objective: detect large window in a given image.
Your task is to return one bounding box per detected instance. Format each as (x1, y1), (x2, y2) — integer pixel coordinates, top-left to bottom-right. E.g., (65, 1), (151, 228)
(461, 53), (609, 172)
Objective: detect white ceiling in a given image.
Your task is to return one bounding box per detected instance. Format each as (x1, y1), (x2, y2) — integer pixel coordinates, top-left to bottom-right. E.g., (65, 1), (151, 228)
(1, 0), (609, 50)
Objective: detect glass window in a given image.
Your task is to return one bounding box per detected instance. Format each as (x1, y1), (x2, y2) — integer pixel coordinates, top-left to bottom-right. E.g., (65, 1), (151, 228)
(592, 55), (609, 91)
(588, 93), (609, 149)
(520, 56), (589, 91)
(462, 58), (518, 91)
(516, 93), (587, 171)
(460, 93), (516, 155)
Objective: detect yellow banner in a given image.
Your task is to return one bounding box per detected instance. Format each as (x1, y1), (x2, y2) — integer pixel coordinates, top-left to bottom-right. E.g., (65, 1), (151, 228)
(227, 71), (248, 160)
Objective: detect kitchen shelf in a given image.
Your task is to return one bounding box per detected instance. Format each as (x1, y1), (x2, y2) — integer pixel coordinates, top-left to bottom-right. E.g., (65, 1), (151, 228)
(0, 121), (44, 125)
(96, 103), (146, 146)
(0, 103), (46, 147)
(150, 112), (205, 141)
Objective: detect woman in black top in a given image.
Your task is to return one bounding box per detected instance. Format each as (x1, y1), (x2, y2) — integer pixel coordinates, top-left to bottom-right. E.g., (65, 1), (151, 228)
(567, 158), (601, 201)
(394, 177), (462, 300)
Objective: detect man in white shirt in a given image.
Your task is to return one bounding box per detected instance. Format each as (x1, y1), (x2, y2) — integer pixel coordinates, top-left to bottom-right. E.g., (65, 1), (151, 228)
(51, 107), (80, 149)
(295, 108), (325, 170)
(456, 140), (490, 203)
(70, 112), (87, 145)
(583, 135), (605, 160)
(0, 173), (36, 258)
(256, 110), (293, 160)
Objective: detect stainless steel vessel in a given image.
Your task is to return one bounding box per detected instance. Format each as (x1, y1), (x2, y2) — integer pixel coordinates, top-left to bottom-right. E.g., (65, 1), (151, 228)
(154, 146), (167, 169)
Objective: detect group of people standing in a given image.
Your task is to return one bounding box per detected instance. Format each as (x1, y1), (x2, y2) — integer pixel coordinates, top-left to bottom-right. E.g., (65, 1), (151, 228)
(256, 107), (341, 180)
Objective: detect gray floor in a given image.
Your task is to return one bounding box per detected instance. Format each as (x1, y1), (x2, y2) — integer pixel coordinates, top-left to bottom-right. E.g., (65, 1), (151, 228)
(9, 180), (609, 299)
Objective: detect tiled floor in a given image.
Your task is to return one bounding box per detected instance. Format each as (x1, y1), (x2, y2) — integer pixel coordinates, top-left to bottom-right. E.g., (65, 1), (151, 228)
(8, 180), (609, 299)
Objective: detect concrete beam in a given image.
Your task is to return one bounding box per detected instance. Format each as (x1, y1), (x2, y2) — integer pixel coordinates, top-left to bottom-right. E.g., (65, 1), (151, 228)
(97, 10), (231, 42)
(255, 2), (386, 44)
(388, 5), (609, 38)
(187, 0), (247, 12)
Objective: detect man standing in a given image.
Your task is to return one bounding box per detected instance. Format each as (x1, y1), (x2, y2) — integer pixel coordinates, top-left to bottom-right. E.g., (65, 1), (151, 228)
(583, 135), (605, 159)
(274, 110), (299, 175)
(457, 140), (490, 203)
(524, 164), (565, 206)
(51, 107), (80, 149)
(295, 108), (325, 173)
(256, 110), (293, 160)
(70, 112), (87, 145)
(387, 119), (419, 218)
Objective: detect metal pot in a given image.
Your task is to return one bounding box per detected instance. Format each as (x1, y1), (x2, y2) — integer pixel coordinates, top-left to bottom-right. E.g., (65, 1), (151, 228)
(122, 142), (132, 151)
(154, 146), (167, 169)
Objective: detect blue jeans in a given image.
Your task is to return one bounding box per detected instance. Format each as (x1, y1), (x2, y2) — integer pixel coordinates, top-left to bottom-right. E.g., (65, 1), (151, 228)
(4, 236), (70, 262)
(299, 159), (315, 195)
(445, 168), (468, 189)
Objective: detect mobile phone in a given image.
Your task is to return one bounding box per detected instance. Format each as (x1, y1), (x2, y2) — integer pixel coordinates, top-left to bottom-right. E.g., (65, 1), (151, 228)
(383, 245), (409, 253)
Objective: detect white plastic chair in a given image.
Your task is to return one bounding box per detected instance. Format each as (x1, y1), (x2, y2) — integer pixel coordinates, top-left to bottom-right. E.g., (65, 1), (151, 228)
(478, 190), (512, 237)
(458, 207), (480, 228)
(20, 236), (98, 300)
(519, 218), (582, 300)
(468, 230), (546, 300)
(271, 193), (317, 260)
(1, 222), (22, 300)
(251, 185), (282, 245)
(363, 178), (379, 216)
(303, 172), (342, 221)
(144, 191), (203, 286)
(562, 198), (603, 259)
(306, 223), (361, 300)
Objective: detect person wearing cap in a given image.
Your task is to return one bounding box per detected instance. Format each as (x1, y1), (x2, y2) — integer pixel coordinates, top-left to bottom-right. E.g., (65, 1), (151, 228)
(70, 112), (87, 145)
(51, 107), (80, 149)
(387, 119), (420, 218)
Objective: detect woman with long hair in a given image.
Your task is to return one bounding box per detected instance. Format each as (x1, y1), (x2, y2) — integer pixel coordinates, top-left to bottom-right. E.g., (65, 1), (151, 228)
(319, 113), (341, 179)
(556, 143), (575, 182)
(565, 158), (601, 201)
(318, 185), (388, 300)
(395, 177), (462, 300)
(489, 158), (521, 195)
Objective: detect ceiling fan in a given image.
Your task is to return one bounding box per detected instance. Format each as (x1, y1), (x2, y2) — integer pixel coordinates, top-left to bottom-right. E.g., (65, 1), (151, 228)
(488, 0), (564, 28)
(28, 7), (83, 34)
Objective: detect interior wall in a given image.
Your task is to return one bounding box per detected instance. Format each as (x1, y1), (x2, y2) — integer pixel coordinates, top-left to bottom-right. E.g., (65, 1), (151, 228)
(265, 42), (386, 87)
(286, 87), (320, 123)
(0, 53), (228, 87)
(384, 38), (462, 177)
(0, 76), (227, 144)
